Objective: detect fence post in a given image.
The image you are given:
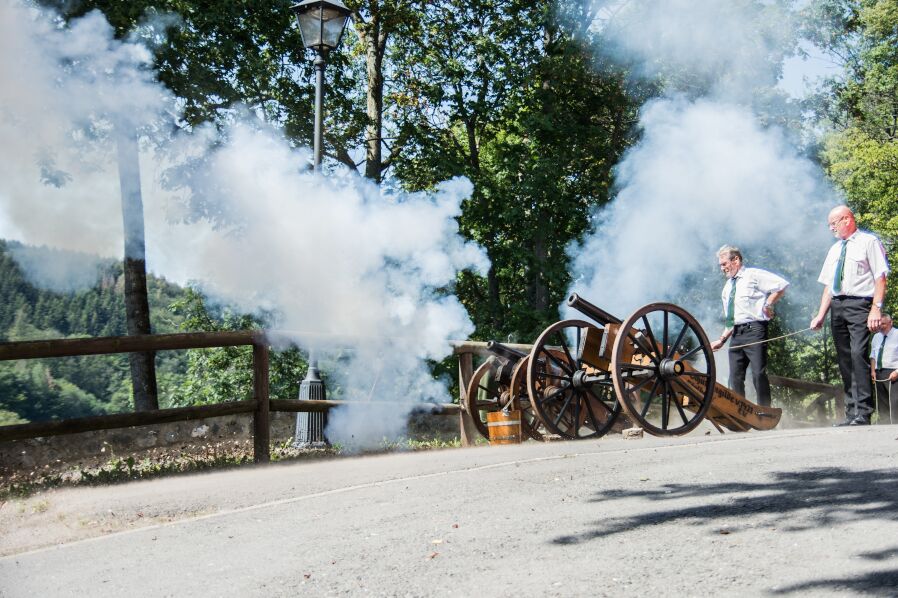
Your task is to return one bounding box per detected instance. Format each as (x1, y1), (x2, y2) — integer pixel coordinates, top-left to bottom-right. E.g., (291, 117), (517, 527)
(253, 342), (270, 464)
(457, 351), (478, 447)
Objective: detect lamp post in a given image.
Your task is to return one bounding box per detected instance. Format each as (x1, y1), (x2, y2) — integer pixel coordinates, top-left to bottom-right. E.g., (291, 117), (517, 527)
(291, 0), (351, 448)
(293, 0), (352, 169)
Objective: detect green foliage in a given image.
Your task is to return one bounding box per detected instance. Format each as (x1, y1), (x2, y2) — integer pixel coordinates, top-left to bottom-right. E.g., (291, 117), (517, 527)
(0, 239), (313, 423)
(0, 409), (27, 426)
(167, 288), (308, 406)
(817, 0), (898, 313)
(392, 1), (651, 341)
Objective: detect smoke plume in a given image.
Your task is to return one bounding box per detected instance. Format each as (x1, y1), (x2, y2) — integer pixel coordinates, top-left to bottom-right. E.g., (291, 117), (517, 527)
(0, 2), (488, 447)
(568, 0), (838, 373)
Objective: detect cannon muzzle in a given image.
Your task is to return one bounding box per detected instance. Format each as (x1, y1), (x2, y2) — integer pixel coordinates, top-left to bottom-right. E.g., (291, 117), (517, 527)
(567, 293), (622, 326)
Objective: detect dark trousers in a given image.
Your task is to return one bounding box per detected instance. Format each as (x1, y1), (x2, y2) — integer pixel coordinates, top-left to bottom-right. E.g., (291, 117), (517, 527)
(831, 296), (874, 421)
(874, 368), (897, 424)
(729, 321), (771, 407)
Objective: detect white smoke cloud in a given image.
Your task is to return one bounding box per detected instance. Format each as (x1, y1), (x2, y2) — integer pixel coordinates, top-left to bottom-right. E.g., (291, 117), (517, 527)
(156, 123), (487, 446)
(0, 2), (489, 447)
(569, 97), (834, 322)
(569, 1), (839, 385)
(597, 0), (797, 100)
(0, 2), (171, 258)
(155, 122), (486, 343)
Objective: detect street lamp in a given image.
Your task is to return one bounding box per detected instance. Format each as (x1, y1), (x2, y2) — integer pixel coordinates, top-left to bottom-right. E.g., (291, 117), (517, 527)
(291, 0), (351, 448)
(293, 0), (352, 169)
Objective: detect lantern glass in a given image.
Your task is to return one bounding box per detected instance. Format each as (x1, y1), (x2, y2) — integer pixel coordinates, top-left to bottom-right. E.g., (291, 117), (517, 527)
(295, 1), (350, 52)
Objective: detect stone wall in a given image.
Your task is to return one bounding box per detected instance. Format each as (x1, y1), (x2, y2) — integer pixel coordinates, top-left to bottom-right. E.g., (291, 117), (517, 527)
(0, 409), (460, 477)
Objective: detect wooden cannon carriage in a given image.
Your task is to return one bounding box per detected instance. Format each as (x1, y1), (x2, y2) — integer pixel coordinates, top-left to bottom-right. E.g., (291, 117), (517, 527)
(465, 293), (782, 442)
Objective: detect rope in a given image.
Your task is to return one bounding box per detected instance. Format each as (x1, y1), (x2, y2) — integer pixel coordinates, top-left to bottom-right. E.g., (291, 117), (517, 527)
(724, 324), (897, 424)
(728, 327), (814, 350)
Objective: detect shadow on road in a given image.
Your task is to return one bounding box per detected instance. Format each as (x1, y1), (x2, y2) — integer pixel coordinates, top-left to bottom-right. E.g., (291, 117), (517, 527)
(552, 467), (898, 594)
(770, 562), (898, 595)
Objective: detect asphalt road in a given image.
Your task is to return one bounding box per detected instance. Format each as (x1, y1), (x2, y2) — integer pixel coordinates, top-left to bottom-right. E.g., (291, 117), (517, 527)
(2, 426), (898, 597)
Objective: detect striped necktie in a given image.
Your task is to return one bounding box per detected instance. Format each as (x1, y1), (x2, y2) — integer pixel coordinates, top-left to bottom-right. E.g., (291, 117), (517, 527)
(726, 277), (737, 328)
(833, 240), (847, 294)
(878, 332), (887, 369)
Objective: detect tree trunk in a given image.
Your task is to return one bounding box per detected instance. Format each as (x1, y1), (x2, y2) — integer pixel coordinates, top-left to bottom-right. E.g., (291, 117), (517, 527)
(487, 261), (501, 329)
(115, 126), (158, 412)
(530, 231), (549, 313)
(361, 16), (386, 182)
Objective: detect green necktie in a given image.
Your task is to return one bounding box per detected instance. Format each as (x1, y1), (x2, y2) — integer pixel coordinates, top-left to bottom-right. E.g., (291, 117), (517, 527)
(877, 333), (887, 369)
(726, 278), (737, 328)
(833, 240), (847, 294)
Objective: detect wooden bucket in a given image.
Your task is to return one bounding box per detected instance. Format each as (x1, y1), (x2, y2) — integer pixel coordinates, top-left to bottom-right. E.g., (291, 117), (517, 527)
(487, 409), (522, 445)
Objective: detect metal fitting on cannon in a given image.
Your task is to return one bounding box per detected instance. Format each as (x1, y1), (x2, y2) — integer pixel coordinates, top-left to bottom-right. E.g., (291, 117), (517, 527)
(486, 341), (525, 386)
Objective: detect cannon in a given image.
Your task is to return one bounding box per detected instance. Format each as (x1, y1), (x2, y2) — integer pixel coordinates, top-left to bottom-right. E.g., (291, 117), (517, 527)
(523, 294), (782, 439)
(464, 341), (547, 441)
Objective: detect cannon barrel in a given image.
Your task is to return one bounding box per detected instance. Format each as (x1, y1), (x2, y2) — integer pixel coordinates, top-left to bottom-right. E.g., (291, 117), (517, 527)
(486, 341), (527, 362)
(567, 293), (622, 326)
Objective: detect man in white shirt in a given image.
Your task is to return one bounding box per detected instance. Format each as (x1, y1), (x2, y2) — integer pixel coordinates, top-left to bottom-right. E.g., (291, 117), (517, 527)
(811, 205), (889, 426)
(711, 245), (789, 407)
(869, 313), (898, 424)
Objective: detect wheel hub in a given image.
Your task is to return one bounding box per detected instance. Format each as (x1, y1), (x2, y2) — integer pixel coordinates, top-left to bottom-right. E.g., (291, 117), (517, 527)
(571, 369), (589, 389)
(659, 358), (684, 379)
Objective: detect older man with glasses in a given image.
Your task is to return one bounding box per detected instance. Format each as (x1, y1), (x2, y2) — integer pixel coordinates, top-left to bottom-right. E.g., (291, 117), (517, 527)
(811, 205), (889, 426)
(711, 245), (789, 408)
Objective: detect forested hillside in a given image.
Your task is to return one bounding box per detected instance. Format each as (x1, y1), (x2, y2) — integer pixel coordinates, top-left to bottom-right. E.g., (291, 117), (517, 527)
(0, 240), (189, 425)
(0, 240), (309, 425)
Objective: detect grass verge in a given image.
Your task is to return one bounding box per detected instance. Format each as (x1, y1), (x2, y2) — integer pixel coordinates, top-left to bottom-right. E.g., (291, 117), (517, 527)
(0, 436), (464, 501)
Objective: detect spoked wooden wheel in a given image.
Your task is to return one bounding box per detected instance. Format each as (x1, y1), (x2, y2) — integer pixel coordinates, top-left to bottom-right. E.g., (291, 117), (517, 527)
(507, 355), (547, 441)
(464, 358), (510, 441)
(610, 303), (715, 436)
(526, 319), (621, 440)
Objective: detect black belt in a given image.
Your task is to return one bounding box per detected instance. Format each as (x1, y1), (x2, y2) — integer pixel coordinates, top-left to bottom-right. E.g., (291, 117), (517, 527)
(733, 321), (768, 333)
(832, 296), (872, 302)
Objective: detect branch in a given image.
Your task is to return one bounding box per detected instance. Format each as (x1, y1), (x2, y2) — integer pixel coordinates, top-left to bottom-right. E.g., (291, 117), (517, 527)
(330, 142), (359, 172)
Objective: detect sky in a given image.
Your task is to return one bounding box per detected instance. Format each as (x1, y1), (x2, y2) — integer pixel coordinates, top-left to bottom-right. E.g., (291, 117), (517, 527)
(778, 41), (845, 99)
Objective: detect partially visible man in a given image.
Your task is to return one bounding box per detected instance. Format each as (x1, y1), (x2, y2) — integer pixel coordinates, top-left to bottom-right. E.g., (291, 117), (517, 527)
(711, 245), (789, 407)
(811, 205), (889, 426)
(869, 313), (898, 424)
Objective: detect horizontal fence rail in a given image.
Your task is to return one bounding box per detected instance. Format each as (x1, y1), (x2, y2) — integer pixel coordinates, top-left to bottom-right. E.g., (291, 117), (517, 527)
(0, 331), (273, 461)
(0, 331), (262, 361)
(0, 401), (257, 443)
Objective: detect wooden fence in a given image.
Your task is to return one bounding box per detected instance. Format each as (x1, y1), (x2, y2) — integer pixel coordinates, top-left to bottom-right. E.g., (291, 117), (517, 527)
(0, 334), (844, 462)
(0, 331), (463, 462)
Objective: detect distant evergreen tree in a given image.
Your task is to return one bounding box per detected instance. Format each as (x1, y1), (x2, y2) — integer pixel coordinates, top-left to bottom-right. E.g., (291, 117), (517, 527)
(0, 241), (190, 423)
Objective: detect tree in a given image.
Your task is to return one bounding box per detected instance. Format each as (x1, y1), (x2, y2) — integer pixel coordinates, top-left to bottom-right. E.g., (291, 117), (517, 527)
(815, 0), (898, 308)
(392, 0), (649, 339)
(115, 126), (158, 410)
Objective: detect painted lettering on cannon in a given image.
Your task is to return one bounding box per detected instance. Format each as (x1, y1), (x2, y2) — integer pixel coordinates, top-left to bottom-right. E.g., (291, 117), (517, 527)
(680, 377), (755, 418)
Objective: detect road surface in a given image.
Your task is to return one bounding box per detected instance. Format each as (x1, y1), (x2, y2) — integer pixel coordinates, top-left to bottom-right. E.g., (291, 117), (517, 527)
(2, 426), (898, 596)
